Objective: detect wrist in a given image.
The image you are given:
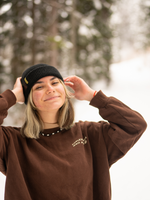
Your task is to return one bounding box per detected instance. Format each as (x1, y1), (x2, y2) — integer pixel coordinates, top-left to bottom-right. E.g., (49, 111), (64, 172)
(11, 88), (24, 103)
(86, 89), (96, 102)
(93, 91), (97, 97)
(11, 89), (18, 101)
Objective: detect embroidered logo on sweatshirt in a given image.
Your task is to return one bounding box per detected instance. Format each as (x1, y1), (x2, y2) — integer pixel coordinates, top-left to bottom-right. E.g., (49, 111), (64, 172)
(72, 137), (87, 147)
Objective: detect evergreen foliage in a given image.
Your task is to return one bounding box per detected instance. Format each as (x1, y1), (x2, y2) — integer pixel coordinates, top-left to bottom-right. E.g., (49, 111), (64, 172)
(0, 0), (115, 89)
(140, 1), (150, 49)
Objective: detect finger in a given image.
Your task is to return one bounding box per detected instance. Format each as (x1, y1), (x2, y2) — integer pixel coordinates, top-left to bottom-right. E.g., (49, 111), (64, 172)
(14, 77), (22, 86)
(64, 77), (72, 82)
(64, 75), (78, 83)
(64, 81), (74, 86)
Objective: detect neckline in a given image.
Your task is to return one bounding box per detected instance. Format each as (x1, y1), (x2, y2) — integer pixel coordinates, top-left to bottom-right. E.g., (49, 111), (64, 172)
(40, 127), (63, 137)
(43, 127), (60, 132)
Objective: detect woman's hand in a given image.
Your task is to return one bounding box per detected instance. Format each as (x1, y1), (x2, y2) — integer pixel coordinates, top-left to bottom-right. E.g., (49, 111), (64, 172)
(12, 77), (25, 104)
(64, 76), (95, 101)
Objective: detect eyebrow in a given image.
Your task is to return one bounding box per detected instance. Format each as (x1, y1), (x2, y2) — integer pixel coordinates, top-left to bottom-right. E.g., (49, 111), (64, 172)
(35, 77), (57, 85)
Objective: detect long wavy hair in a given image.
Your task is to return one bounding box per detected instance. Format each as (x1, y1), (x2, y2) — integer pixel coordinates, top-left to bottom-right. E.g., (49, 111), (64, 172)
(21, 80), (74, 139)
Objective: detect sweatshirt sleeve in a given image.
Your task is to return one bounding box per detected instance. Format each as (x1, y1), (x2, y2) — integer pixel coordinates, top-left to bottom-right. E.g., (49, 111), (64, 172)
(0, 90), (16, 125)
(89, 90), (147, 166)
(0, 90), (16, 174)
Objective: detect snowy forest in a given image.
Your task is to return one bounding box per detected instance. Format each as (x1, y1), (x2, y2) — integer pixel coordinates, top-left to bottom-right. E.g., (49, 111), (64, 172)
(1, 0), (150, 125)
(0, 0), (150, 200)
(1, 0), (149, 90)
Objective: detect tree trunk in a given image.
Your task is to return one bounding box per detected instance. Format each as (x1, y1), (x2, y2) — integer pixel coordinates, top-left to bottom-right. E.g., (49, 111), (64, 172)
(31, 0), (36, 65)
(49, 7), (58, 67)
(70, 0), (77, 74)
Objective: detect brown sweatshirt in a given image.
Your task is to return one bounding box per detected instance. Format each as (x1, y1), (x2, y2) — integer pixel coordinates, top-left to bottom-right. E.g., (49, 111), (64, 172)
(0, 89), (147, 200)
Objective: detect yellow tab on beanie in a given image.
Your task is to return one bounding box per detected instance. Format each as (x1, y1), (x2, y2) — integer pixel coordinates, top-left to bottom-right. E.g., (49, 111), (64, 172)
(24, 77), (28, 84)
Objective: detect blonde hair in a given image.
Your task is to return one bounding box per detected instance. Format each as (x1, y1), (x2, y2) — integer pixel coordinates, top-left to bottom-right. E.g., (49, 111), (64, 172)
(21, 80), (74, 139)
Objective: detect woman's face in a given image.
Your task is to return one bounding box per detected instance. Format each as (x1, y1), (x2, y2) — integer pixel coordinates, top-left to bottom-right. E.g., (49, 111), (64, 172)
(32, 76), (66, 113)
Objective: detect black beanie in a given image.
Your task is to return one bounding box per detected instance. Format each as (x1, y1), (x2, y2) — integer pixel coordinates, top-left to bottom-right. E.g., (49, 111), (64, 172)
(21, 64), (64, 104)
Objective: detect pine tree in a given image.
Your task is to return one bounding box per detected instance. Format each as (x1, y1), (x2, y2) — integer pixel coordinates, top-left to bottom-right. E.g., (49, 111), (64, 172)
(140, 1), (150, 50)
(0, 0), (116, 88)
(58, 0), (115, 85)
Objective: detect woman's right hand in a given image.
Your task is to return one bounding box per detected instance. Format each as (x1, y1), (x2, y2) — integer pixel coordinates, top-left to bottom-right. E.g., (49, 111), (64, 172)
(12, 77), (25, 104)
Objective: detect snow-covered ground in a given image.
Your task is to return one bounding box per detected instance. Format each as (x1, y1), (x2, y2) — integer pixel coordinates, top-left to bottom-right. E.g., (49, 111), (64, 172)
(0, 53), (150, 199)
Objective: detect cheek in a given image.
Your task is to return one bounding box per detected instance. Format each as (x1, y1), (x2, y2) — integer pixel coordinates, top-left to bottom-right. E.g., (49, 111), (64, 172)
(32, 92), (42, 107)
(60, 89), (66, 102)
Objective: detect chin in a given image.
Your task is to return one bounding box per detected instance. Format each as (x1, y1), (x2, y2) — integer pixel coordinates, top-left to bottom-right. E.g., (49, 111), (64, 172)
(44, 104), (64, 112)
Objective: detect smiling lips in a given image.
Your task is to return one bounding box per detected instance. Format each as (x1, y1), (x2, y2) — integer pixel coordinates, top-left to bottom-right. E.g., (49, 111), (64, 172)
(44, 96), (59, 102)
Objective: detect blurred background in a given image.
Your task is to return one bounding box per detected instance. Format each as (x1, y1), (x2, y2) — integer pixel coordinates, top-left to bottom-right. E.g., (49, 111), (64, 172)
(0, 0), (150, 199)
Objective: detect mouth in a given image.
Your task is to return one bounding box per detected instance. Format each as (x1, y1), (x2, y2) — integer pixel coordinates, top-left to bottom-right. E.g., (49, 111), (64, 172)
(44, 96), (59, 102)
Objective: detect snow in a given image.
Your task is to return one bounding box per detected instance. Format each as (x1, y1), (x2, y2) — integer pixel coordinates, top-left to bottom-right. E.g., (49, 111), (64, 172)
(0, 53), (150, 199)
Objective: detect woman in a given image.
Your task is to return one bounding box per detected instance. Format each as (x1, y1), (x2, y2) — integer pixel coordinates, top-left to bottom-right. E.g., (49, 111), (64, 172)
(0, 64), (147, 200)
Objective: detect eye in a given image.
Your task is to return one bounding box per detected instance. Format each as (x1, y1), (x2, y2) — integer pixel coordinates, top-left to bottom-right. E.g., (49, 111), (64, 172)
(52, 81), (59, 85)
(36, 86), (43, 90)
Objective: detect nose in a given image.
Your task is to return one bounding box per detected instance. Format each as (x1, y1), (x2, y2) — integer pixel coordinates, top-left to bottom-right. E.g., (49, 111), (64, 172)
(46, 84), (54, 94)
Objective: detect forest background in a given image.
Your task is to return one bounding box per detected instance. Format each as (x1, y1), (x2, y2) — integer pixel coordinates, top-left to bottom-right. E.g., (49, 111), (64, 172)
(1, 0), (150, 125)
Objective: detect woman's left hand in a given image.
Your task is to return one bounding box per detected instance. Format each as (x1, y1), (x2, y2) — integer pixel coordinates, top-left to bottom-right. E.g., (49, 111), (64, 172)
(64, 76), (95, 101)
